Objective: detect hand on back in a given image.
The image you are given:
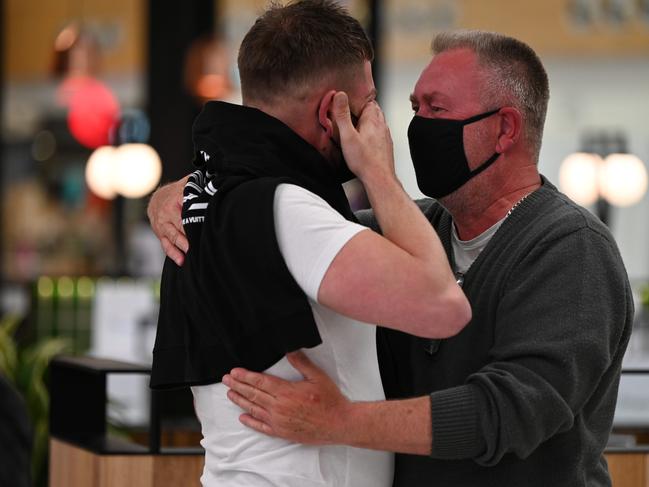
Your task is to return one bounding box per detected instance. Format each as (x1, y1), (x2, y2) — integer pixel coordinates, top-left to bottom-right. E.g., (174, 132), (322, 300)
(147, 178), (188, 266)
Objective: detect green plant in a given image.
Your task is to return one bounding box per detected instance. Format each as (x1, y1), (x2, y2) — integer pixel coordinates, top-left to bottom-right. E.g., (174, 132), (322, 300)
(0, 314), (71, 485)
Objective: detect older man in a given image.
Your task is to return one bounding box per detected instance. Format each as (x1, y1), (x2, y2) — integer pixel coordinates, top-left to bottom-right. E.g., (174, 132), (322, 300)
(151, 30), (632, 487)
(149, 2), (469, 486)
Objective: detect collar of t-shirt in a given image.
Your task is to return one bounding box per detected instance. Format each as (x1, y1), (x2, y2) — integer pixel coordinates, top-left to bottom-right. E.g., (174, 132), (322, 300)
(451, 216), (506, 275)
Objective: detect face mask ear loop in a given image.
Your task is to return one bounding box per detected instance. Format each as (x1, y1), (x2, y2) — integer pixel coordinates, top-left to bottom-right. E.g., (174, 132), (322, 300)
(463, 108), (501, 177)
(462, 108), (501, 125)
(468, 152), (500, 178)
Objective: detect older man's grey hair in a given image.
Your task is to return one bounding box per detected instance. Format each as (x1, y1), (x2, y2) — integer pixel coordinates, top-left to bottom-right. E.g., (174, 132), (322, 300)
(433, 30), (550, 161)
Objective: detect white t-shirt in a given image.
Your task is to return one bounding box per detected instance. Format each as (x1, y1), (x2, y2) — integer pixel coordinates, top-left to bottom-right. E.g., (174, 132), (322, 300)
(451, 218), (504, 275)
(192, 184), (394, 487)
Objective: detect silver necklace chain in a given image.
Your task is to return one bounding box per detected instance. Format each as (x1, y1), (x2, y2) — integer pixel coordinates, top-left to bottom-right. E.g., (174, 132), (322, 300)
(455, 192), (531, 287)
(506, 193), (531, 218)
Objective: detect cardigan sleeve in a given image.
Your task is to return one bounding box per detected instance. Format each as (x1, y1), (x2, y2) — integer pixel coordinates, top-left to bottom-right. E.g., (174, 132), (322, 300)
(429, 226), (633, 464)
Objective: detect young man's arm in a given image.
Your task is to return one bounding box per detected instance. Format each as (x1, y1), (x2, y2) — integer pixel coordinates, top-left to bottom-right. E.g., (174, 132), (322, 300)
(314, 93), (469, 338)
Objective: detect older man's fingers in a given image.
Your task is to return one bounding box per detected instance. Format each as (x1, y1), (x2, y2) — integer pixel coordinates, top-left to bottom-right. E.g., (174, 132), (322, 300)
(175, 232), (189, 253)
(161, 237), (185, 266)
(223, 373), (276, 409)
(286, 351), (324, 381)
(161, 222), (189, 252)
(229, 367), (287, 395)
(239, 413), (275, 436)
(226, 389), (272, 424)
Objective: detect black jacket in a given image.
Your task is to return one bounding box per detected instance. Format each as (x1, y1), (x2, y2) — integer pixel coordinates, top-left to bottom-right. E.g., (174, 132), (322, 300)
(151, 102), (355, 389)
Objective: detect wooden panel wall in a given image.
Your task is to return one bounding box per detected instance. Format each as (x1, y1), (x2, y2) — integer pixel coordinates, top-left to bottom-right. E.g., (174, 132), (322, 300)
(4, 0), (145, 80)
(49, 439), (204, 487)
(383, 0), (649, 62)
(607, 453), (649, 487)
(50, 439), (649, 487)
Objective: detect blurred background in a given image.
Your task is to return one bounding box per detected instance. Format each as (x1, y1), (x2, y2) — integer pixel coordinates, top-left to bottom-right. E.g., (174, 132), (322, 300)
(1, 0), (649, 484)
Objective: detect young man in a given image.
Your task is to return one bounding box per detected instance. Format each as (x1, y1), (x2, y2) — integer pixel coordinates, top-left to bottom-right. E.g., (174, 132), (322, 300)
(149, 2), (469, 486)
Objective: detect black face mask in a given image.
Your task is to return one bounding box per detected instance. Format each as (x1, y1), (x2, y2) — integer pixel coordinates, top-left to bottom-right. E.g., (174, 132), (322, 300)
(407, 108), (501, 199)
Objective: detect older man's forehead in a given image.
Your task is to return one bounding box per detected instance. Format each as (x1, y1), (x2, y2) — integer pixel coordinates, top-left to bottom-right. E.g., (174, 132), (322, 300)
(414, 51), (482, 99)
